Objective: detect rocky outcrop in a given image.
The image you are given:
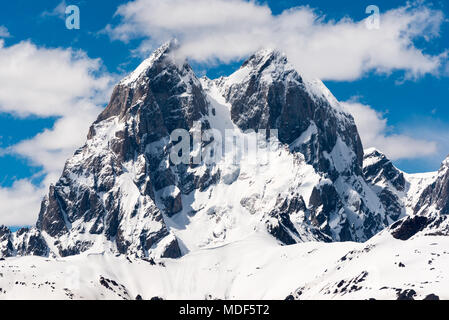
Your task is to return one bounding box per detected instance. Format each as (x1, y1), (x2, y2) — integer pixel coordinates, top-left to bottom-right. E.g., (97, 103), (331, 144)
(0, 226), (14, 257)
(13, 228), (49, 256)
(415, 156), (449, 216)
(363, 149), (406, 192)
(388, 155), (449, 239)
(366, 154), (449, 240)
(390, 215), (449, 240)
(0, 226), (48, 258)
(363, 148), (407, 222)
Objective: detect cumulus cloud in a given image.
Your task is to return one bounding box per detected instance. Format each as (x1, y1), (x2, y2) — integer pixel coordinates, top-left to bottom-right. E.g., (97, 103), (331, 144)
(41, 0), (67, 19)
(342, 100), (438, 160)
(106, 0), (447, 81)
(0, 180), (46, 226)
(0, 39), (114, 226)
(11, 103), (102, 186)
(0, 40), (111, 117)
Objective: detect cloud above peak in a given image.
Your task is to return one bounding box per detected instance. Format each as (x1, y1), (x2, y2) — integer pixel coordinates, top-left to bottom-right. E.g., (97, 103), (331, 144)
(342, 100), (438, 161)
(0, 38), (115, 225)
(0, 40), (112, 118)
(106, 0), (447, 81)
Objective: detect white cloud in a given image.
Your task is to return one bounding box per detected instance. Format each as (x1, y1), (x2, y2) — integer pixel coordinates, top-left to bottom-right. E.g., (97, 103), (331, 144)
(341, 100), (438, 160)
(106, 0), (447, 81)
(0, 40), (111, 117)
(0, 39), (114, 226)
(0, 26), (10, 38)
(41, 0), (67, 19)
(11, 102), (102, 186)
(0, 180), (46, 226)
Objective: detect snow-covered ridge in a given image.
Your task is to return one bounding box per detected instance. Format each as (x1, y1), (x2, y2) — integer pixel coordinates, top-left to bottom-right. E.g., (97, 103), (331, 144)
(219, 48), (348, 116)
(120, 39), (180, 87)
(363, 147), (439, 221)
(1, 233), (448, 300)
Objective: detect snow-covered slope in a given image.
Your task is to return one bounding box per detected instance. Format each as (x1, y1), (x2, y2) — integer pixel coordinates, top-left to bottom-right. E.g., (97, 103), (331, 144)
(1, 232), (447, 300)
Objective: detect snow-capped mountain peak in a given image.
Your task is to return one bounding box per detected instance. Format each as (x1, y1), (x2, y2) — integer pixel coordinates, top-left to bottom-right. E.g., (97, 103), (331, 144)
(1, 42), (447, 262)
(120, 39), (180, 87)
(2, 42), (449, 301)
(414, 154), (449, 217)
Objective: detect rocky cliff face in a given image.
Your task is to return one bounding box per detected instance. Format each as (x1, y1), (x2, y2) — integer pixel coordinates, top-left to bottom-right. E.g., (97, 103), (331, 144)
(363, 148), (407, 221)
(415, 156), (449, 216)
(361, 151), (449, 240)
(388, 156), (449, 240)
(0, 226), (48, 257)
(214, 50), (395, 241)
(217, 49), (364, 176)
(3, 42), (443, 259)
(35, 41), (209, 258)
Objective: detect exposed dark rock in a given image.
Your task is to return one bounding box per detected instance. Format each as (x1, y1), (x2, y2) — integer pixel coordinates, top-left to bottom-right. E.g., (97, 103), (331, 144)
(150, 296), (164, 300)
(0, 226), (13, 258)
(415, 156), (449, 216)
(161, 188), (183, 217)
(160, 237), (182, 259)
(1, 226), (48, 258)
(267, 194), (331, 244)
(362, 149), (406, 223)
(391, 216), (433, 240)
(14, 228), (49, 257)
(364, 149), (406, 192)
(423, 294), (439, 300)
(36, 185), (69, 238)
(396, 289), (416, 300)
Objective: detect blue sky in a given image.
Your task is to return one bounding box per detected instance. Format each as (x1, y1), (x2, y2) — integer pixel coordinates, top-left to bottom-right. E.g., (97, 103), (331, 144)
(0, 0), (448, 226)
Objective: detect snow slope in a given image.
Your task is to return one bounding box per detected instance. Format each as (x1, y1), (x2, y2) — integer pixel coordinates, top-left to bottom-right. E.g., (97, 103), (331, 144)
(1, 232), (447, 300)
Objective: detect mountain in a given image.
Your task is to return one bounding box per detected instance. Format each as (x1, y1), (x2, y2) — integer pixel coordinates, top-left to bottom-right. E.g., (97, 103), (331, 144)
(362, 148), (437, 219)
(7, 41), (405, 259)
(361, 147), (449, 240)
(415, 155), (449, 216)
(361, 148), (449, 240)
(2, 41), (446, 259)
(211, 49), (392, 242)
(389, 155), (449, 240)
(0, 226), (48, 258)
(1, 42), (449, 300)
